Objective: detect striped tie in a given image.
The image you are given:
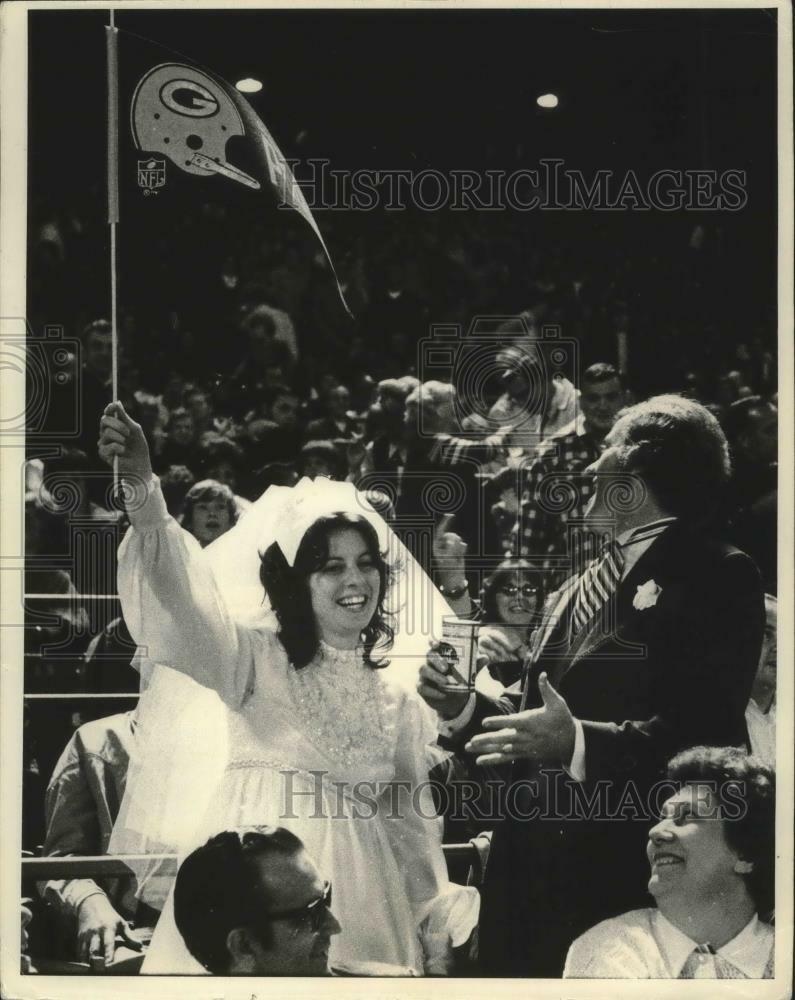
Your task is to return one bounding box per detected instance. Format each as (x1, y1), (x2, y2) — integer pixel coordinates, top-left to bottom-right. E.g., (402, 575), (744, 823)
(679, 945), (748, 979)
(570, 538), (624, 636)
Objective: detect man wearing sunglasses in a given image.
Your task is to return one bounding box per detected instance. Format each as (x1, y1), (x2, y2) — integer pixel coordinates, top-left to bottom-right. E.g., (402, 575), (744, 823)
(173, 826), (340, 976)
(172, 826), (416, 976)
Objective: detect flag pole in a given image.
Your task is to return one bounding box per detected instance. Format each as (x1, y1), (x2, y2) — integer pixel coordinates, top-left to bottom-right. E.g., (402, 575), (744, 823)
(106, 10), (120, 485)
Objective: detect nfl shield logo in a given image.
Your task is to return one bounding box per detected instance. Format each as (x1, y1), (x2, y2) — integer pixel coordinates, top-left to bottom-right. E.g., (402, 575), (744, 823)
(137, 158), (166, 190)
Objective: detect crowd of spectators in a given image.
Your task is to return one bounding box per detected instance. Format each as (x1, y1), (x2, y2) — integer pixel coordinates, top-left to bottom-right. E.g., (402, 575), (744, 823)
(21, 190), (778, 975)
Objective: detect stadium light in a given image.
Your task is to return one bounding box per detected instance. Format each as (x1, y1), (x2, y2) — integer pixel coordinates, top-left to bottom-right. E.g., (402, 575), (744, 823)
(236, 78), (263, 94)
(536, 93), (559, 109)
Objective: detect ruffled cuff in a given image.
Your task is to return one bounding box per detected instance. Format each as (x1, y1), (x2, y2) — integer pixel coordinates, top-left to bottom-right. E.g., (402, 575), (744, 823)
(417, 884), (480, 972)
(126, 474), (169, 531)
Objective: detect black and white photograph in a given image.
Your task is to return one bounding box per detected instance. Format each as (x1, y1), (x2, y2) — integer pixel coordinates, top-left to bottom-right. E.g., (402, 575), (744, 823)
(1, 0), (792, 994)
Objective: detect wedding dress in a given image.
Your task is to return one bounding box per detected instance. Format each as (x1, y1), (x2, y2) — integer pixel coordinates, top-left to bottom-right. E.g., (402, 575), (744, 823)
(110, 476), (478, 973)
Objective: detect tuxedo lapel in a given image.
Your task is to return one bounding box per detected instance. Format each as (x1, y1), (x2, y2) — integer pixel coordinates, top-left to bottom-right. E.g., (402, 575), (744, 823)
(522, 577), (579, 701)
(556, 522), (691, 682)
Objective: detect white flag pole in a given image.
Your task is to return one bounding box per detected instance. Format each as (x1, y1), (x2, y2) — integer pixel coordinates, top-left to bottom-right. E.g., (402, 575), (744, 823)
(106, 10), (120, 485)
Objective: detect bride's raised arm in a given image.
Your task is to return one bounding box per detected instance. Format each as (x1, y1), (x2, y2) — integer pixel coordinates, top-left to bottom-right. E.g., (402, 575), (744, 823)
(99, 402), (255, 707)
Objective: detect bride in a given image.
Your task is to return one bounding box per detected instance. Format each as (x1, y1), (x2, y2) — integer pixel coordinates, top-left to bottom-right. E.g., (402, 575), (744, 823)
(98, 402), (478, 974)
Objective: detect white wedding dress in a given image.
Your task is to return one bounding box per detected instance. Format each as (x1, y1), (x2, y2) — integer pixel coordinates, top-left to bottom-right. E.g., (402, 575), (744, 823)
(111, 476), (478, 974)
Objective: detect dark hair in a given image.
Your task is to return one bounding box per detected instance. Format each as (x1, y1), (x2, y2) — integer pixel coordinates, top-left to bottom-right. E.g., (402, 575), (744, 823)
(197, 434), (244, 473)
(168, 406), (193, 428)
(174, 826), (304, 974)
(181, 479), (238, 532)
(299, 440), (345, 481)
(160, 464), (197, 518)
(259, 514), (393, 669)
(481, 558), (542, 626)
(666, 746), (775, 918)
(723, 395), (775, 447)
(610, 395), (731, 519)
(582, 362), (622, 388)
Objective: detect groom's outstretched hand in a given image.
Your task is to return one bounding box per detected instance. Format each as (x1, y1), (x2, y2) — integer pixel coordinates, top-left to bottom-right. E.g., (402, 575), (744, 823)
(464, 673), (576, 766)
(98, 401), (153, 481)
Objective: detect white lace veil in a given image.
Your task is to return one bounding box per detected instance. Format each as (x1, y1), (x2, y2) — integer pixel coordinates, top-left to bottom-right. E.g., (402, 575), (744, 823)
(109, 478), (452, 907)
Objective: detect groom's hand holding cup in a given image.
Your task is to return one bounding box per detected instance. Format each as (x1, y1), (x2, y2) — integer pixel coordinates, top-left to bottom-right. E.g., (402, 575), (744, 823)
(418, 645), (471, 719)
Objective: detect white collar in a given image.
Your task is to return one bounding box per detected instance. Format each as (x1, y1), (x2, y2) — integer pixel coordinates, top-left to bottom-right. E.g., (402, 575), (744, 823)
(653, 910), (773, 978)
(746, 697), (776, 720)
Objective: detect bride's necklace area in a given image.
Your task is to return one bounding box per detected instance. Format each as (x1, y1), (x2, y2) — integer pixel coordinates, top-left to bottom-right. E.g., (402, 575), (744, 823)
(287, 640), (392, 767)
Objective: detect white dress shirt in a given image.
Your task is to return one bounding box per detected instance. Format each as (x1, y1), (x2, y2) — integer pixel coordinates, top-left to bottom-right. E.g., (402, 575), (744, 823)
(564, 908), (774, 978)
(745, 698), (776, 768)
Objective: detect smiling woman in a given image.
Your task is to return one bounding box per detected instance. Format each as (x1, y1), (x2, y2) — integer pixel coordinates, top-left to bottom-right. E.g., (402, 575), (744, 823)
(98, 402), (478, 975)
(260, 515), (393, 669)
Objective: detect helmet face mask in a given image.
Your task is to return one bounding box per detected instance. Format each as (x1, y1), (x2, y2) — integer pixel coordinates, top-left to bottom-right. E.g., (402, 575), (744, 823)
(131, 63), (260, 190)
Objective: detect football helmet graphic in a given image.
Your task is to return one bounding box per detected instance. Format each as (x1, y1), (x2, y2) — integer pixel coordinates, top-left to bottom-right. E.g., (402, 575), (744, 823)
(131, 63), (260, 190)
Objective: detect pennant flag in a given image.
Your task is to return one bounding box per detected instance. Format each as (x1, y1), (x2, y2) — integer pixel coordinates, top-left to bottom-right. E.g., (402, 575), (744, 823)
(112, 27), (351, 317)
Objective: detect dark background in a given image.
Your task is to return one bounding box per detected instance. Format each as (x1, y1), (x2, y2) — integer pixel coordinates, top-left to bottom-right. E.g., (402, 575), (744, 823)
(27, 6), (778, 391)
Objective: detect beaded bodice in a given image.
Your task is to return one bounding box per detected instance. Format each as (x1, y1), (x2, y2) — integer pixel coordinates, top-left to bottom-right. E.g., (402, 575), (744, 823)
(286, 641), (393, 769)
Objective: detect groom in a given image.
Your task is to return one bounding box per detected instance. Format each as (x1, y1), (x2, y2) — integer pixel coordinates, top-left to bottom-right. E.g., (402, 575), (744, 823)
(419, 395), (764, 976)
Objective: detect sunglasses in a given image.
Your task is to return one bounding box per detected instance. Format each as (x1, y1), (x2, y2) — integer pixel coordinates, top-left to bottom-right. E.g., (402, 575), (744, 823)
(498, 583), (539, 598)
(267, 881), (333, 934)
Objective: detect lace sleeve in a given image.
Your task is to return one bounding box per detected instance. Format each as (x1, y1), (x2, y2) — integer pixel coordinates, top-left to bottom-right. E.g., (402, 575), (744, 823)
(382, 688), (479, 974)
(118, 475), (254, 707)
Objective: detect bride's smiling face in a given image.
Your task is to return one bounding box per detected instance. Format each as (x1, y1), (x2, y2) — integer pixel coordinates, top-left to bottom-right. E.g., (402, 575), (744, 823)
(308, 528), (381, 648)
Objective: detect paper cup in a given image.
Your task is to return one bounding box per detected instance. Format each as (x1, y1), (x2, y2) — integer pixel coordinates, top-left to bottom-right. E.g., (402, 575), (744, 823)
(438, 618), (480, 692)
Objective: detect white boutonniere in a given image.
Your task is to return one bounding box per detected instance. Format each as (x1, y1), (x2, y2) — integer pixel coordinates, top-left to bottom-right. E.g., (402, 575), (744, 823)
(633, 579), (662, 611)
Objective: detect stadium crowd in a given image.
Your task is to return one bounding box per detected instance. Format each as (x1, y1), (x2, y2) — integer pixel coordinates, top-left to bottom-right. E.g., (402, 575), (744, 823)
(21, 196), (778, 977)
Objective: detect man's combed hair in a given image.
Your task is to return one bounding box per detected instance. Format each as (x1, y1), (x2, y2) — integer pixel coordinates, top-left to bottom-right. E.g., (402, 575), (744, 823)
(260, 513), (394, 669)
(609, 394), (731, 519)
(582, 362), (622, 387)
(173, 826), (304, 974)
(667, 746), (775, 919)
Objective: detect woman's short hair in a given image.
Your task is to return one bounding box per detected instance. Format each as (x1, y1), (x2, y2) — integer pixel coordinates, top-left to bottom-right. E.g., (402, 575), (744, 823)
(174, 826), (304, 973)
(180, 479), (238, 531)
(609, 395), (731, 519)
(259, 514), (393, 669)
(666, 746), (775, 918)
(481, 558), (542, 625)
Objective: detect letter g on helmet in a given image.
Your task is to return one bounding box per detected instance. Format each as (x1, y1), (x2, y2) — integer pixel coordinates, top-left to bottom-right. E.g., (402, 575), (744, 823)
(131, 62), (259, 190)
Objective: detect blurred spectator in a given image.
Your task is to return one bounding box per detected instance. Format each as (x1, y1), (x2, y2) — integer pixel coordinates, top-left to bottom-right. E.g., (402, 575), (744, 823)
(299, 440), (346, 481)
(77, 320), (113, 458)
(723, 396), (777, 593)
(185, 386), (215, 437)
(40, 710), (143, 966)
(398, 380), (510, 566)
(227, 305), (295, 417)
(305, 385), (357, 440)
(476, 558), (544, 690)
(83, 617), (140, 695)
(517, 363), (625, 585)
(21, 899), (36, 973)
(196, 435), (245, 497)
(158, 464), (197, 519)
(180, 480), (239, 548)
(358, 377), (418, 483)
(158, 407), (198, 472)
(488, 343), (579, 450)
(746, 594), (777, 768)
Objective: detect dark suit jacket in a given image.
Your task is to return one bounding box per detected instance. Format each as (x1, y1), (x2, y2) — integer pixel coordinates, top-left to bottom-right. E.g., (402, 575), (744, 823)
(447, 522), (763, 976)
